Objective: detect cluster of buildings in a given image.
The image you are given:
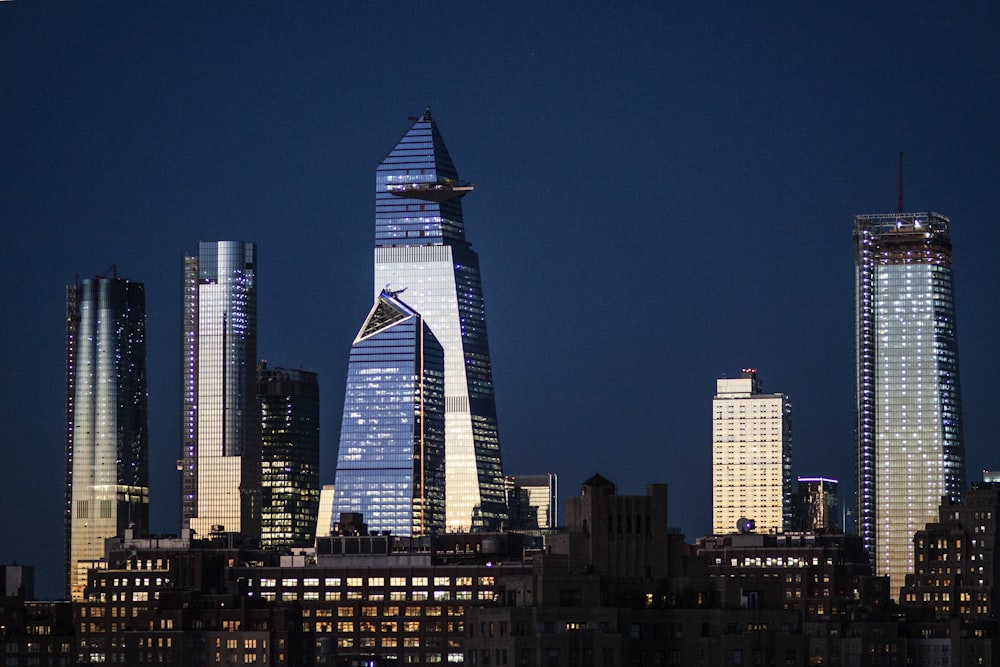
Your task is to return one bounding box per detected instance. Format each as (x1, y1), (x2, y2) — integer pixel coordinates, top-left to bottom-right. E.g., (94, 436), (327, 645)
(4, 111), (992, 664)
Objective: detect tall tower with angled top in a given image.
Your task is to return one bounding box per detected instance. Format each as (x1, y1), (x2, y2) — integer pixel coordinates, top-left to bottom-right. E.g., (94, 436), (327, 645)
(349, 110), (506, 532)
(333, 290), (446, 536)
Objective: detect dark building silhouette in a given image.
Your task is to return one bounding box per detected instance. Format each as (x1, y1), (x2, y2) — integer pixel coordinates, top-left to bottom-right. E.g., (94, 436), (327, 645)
(790, 476), (840, 532)
(258, 361), (320, 550)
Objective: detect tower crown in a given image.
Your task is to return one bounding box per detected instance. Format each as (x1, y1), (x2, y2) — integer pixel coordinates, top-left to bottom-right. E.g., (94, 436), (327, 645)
(375, 113), (472, 245)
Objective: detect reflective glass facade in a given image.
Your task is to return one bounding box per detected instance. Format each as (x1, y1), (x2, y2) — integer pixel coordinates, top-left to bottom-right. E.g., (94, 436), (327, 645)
(712, 370), (792, 535)
(258, 362), (320, 550)
(65, 275), (148, 599)
(855, 212), (965, 597)
(333, 291), (445, 536)
(371, 110), (506, 531)
(181, 241), (261, 539)
(505, 473), (559, 530)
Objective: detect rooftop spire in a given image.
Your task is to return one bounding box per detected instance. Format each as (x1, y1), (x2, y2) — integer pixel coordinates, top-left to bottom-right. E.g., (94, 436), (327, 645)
(897, 152), (904, 215)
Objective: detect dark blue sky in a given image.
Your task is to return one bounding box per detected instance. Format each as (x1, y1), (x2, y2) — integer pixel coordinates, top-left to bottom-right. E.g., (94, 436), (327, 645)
(3, 3), (999, 599)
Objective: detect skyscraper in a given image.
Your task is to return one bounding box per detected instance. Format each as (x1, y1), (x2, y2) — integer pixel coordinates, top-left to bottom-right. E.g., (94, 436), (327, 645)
(258, 362), (320, 550)
(180, 241), (261, 540)
(369, 110), (506, 531)
(333, 290), (446, 536)
(65, 273), (148, 599)
(855, 211), (965, 597)
(712, 369), (792, 535)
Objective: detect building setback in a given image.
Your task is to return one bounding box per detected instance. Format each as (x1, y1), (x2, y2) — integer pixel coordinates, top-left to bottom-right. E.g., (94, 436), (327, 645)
(712, 370), (792, 535)
(65, 273), (148, 599)
(259, 362), (320, 550)
(180, 241), (261, 540)
(855, 211), (965, 598)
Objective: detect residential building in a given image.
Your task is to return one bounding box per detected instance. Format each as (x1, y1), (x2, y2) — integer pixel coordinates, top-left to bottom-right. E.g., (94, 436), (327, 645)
(371, 110), (506, 531)
(65, 273), (148, 599)
(333, 290), (446, 537)
(258, 362), (320, 550)
(901, 483), (1000, 623)
(180, 241), (261, 540)
(855, 211), (965, 597)
(712, 370), (792, 535)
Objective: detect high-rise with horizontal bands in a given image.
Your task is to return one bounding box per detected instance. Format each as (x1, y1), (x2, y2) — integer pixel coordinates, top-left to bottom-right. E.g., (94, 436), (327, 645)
(367, 110), (506, 531)
(855, 211), (965, 598)
(66, 273), (148, 599)
(181, 241), (261, 540)
(333, 290), (446, 536)
(712, 369), (792, 535)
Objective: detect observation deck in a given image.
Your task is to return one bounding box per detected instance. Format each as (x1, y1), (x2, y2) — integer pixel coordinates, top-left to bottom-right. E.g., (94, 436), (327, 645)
(387, 180), (473, 203)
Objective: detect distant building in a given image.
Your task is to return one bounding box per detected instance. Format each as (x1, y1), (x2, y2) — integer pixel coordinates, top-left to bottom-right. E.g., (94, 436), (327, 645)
(258, 362), (320, 550)
(855, 211), (965, 597)
(983, 469), (1000, 483)
(712, 370), (792, 534)
(332, 290), (446, 537)
(65, 273), (148, 599)
(314, 485), (335, 540)
(791, 477), (839, 532)
(180, 241), (261, 541)
(505, 473), (558, 530)
(0, 564), (34, 599)
(554, 474), (670, 579)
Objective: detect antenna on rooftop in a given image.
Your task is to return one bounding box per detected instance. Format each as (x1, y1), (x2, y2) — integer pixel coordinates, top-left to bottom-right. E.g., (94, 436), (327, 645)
(897, 152), (904, 215)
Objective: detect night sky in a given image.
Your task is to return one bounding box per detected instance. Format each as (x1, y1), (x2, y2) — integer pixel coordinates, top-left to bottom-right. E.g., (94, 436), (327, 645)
(3, 3), (999, 599)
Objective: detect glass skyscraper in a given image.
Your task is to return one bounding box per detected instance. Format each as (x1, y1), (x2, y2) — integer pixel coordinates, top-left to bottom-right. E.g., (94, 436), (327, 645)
(181, 241), (261, 540)
(259, 362), (320, 550)
(855, 211), (965, 597)
(333, 290), (446, 536)
(368, 110), (506, 531)
(65, 273), (148, 599)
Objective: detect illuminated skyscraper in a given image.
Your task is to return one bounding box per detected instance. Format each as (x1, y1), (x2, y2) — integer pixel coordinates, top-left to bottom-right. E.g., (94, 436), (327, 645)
(258, 362), (320, 550)
(333, 290), (446, 536)
(712, 370), (792, 535)
(180, 241), (261, 540)
(65, 273), (148, 599)
(368, 110), (506, 531)
(855, 211), (965, 597)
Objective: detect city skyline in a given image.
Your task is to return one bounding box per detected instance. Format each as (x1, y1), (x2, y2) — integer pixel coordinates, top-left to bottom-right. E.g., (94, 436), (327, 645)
(3, 4), (999, 599)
